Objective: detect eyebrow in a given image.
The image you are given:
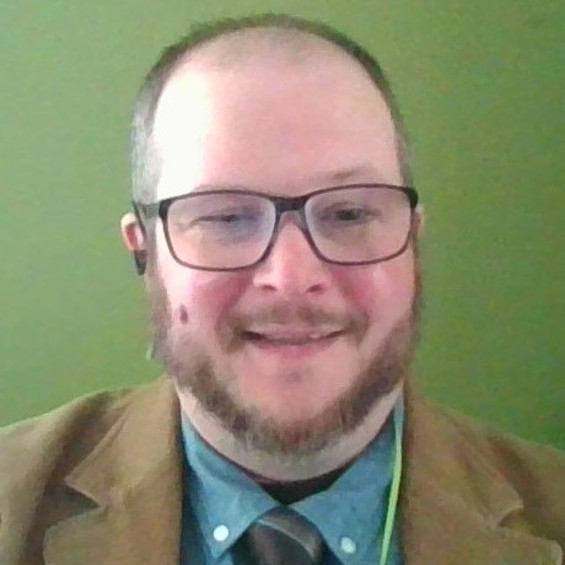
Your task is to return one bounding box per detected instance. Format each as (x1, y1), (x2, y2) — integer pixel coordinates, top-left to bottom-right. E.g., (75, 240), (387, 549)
(191, 165), (388, 194)
(323, 164), (387, 184)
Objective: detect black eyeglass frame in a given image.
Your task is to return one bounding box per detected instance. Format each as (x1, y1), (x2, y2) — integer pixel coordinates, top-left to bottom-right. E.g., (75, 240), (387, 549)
(134, 183), (419, 272)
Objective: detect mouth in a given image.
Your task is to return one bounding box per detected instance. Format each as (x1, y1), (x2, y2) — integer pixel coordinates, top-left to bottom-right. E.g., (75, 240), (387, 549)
(241, 329), (344, 346)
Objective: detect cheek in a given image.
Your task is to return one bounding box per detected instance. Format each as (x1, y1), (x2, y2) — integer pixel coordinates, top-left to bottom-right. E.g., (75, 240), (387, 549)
(166, 269), (250, 332)
(156, 230), (250, 332)
(329, 255), (415, 319)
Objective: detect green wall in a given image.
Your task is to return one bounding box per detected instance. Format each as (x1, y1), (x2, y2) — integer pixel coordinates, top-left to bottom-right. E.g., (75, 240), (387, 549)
(1, 1), (563, 449)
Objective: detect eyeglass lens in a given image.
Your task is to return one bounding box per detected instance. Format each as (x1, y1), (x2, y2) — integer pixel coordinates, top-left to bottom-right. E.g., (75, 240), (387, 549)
(165, 186), (413, 269)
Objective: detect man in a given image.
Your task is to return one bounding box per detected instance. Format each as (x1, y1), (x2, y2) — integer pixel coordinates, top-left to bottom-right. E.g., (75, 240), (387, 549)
(0, 14), (563, 565)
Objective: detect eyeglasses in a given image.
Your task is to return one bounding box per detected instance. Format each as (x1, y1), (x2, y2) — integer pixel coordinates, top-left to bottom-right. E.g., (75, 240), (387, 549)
(135, 183), (419, 271)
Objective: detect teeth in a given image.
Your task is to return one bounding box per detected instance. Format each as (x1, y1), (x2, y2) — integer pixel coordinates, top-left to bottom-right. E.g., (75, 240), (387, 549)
(266, 336), (318, 344)
(244, 331), (339, 343)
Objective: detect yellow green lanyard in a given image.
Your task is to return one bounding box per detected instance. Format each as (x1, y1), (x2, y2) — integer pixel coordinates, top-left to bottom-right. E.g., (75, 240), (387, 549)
(379, 402), (403, 565)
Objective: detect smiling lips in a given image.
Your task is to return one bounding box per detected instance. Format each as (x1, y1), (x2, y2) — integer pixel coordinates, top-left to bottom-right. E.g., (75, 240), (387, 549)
(242, 327), (344, 346)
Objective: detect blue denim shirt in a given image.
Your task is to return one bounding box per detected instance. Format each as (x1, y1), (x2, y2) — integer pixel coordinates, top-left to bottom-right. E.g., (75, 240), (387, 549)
(180, 402), (404, 564)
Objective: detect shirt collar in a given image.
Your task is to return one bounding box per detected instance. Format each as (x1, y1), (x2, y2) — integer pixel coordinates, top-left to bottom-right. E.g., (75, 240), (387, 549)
(293, 400), (402, 563)
(181, 399), (403, 562)
(182, 420), (278, 559)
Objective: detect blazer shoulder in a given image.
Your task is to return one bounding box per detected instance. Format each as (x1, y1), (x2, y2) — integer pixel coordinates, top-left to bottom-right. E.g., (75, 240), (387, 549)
(0, 386), (137, 493)
(421, 397), (565, 542)
(438, 403), (565, 484)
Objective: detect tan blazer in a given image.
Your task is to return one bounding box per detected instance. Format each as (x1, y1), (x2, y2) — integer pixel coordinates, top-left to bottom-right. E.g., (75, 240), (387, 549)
(0, 378), (563, 564)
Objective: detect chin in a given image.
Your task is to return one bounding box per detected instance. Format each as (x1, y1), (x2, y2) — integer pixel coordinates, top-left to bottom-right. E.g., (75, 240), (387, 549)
(250, 395), (335, 427)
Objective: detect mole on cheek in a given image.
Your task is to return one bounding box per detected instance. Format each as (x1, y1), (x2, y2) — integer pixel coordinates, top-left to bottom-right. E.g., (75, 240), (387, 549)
(178, 304), (189, 324)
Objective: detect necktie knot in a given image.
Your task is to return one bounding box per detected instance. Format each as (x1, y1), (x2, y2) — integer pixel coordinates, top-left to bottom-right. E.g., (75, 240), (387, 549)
(236, 507), (325, 564)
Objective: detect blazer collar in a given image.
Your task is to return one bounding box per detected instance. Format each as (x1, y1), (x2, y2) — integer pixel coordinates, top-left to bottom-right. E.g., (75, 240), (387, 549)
(44, 378), (183, 565)
(400, 385), (562, 564)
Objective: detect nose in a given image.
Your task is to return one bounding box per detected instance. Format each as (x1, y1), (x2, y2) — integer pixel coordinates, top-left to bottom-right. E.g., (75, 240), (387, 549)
(252, 219), (331, 296)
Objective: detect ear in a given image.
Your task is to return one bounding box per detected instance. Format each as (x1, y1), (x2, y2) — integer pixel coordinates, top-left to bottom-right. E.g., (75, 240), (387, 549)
(413, 205), (425, 239)
(121, 212), (147, 275)
(121, 212), (145, 251)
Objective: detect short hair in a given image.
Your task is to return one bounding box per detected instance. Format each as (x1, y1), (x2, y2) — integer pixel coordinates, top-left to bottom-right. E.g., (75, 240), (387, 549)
(130, 13), (413, 205)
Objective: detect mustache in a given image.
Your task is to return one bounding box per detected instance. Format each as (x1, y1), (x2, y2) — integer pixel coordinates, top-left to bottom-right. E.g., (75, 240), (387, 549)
(226, 302), (368, 341)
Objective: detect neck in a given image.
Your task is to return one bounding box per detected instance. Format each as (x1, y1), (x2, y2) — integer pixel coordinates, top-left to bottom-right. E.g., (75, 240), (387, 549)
(176, 384), (402, 481)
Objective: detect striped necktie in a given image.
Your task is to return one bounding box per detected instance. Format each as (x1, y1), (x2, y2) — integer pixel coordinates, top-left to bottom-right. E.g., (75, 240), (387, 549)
(235, 507), (325, 564)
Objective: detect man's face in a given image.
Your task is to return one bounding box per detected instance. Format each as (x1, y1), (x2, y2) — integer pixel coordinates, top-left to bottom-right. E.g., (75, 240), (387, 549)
(139, 52), (421, 455)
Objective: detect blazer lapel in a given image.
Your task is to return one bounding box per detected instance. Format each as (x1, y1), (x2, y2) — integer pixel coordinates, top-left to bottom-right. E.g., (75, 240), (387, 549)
(401, 387), (563, 564)
(38, 379), (563, 564)
(43, 379), (184, 565)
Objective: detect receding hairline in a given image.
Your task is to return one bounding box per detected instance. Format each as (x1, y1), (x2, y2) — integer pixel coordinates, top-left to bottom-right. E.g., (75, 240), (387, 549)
(167, 25), (371, 75)
(156, 27), (397, 132)
(130, 16), (413, 204)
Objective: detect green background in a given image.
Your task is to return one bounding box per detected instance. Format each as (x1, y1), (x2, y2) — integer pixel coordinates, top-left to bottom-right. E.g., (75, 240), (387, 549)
(1, 1), (563, 449)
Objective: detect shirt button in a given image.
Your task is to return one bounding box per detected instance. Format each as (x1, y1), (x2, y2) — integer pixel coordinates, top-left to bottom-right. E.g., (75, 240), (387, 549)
(340, 536), (357, 554)
(213, 525), (230, 542)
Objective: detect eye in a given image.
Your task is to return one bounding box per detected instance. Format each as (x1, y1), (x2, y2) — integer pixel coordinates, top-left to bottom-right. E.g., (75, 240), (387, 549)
(334, 207), (372, 222)
(196, 212), (255, 225)
(178, 207), (265, 244)
(319, 203), (380, 225)
(174, 207), (260, 231)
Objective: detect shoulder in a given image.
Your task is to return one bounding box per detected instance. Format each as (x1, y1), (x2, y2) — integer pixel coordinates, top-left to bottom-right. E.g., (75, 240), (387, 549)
(0, 389), (124, 483)
(406, 389), (565, 541)
(0, 381), (163, 494)
(431, 398), (565, 490)
(0, 379), (180, 562)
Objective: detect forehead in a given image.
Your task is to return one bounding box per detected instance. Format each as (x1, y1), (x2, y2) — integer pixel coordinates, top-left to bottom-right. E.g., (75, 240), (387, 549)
(152, 33), (401, 200)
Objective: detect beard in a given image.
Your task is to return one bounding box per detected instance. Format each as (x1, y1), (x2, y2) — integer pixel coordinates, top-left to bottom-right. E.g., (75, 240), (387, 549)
(147, 255), (422, 458)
